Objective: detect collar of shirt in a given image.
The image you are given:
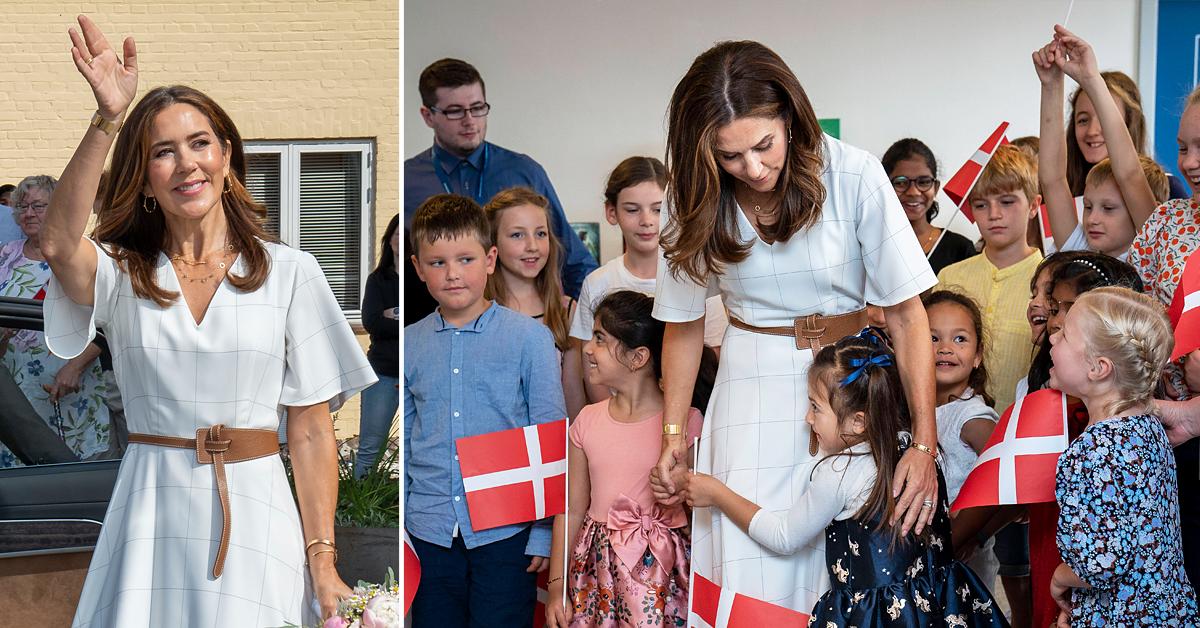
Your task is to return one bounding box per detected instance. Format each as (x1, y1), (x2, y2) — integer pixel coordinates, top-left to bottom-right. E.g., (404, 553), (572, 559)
(432, 300), (498, 333)
(434, 142), (487, 176)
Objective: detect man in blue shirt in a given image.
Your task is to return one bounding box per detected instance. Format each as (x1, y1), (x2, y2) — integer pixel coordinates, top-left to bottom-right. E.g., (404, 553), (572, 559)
(404, 58), (597, 324)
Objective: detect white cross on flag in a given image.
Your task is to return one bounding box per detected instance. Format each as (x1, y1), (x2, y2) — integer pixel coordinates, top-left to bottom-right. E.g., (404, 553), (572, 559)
(1168, 250), (1200, 361)
(403, 531), (420, 616)
(943, 121), (1011, 222)
(951, 388), (1068, 513)
(690, 572), (810, 627)
(456, 419), (567, 531)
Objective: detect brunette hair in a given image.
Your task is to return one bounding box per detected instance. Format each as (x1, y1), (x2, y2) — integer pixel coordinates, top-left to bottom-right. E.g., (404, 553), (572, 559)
(1066, 71), (1148, 196)
(93, 86), (272, 307)
(593, 290), (719, 413)
(662, 40), (827, 283)
(1009, 135), (1040, 160)
(1027, 252), (1143, 392)
(808, 332), (914, 546)
(0, 184), (14, 204)
(968, 144), (1039, 206)
(604, 156), (667, 206)
(418, 58), (485, 108)
(922, 290), (994, 407)
(1072, 287), (1173, 415)
(881, 138), (941, 223)
(409, 193), (491, 254)
(376, 214), (399, 274)
(484, 187), (569, 350)
(1084, 155), (1170, 204)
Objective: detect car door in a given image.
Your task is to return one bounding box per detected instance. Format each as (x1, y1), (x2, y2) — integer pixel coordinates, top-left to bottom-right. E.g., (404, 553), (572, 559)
(0, 297), (123, 627)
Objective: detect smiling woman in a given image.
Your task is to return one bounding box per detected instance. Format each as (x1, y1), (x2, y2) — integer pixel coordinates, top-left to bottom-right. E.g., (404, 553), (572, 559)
(38, 15), (376, 627)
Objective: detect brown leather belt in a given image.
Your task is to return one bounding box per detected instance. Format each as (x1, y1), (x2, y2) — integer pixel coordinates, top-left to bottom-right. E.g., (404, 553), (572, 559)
(727, 309), (869, 353)
(128, 425), (280, 578)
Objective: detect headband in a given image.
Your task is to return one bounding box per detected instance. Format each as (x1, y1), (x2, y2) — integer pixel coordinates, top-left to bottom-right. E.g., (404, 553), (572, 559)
(1072, 259), (1110, 284)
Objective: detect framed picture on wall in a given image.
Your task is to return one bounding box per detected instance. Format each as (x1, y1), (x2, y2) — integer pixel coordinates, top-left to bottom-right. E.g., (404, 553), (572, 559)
(571, 222), (600, 263)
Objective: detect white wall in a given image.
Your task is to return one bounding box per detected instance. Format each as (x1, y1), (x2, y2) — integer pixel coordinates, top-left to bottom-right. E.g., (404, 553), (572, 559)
(404, 0), (1140, 262)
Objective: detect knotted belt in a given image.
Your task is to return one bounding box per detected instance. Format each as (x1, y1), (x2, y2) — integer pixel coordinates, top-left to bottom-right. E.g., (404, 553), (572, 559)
(128, 425), (280, 578)
(727, 309), (869, 353)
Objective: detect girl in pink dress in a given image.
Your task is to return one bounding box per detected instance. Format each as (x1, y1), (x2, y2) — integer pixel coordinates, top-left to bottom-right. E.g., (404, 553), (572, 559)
(545, 291), (715, 627)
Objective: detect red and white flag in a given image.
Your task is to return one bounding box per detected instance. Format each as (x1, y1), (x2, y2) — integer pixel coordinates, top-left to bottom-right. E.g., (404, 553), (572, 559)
(456, 419), (567, 531)
(943, 121), (1011, 222)
(1168, 250), (1200, 361)
(951, 388), (1068, 512)
(690, 573), (810, 627)
(403, 531), (420, 615)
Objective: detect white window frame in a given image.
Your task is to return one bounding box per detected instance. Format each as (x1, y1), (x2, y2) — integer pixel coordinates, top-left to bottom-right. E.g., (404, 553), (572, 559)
(244, 139), (374, 322)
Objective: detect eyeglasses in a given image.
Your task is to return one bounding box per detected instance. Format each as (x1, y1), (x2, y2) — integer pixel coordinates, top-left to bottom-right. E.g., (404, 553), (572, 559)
(890, 176), (937, 192)
(430, 103), (491, 120)
(13, 202), (48, 215)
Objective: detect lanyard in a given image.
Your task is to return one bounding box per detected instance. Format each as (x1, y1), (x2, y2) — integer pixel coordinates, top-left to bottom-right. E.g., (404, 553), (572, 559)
(432, 143), (489, 205)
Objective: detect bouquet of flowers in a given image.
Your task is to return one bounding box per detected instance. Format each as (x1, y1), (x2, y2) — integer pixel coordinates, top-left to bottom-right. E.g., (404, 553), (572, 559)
(322, 568), (400, 628)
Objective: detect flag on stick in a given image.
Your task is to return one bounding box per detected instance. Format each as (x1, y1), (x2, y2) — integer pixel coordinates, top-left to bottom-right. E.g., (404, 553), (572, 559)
(943, 121), (1011, 222)
(456, 419), (568, 531)
(690, 573), (811, 627)
(951, 389), (1069, 512)
(1169, 250), (1200, 361)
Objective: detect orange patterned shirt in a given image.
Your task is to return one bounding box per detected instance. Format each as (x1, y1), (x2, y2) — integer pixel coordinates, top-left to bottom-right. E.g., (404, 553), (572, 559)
(1129, 198), (1200, 306)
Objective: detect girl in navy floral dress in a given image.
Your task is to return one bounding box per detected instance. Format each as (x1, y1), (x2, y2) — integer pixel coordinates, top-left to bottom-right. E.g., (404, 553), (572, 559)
(681, 332), (1006, 626)
(1048, 287), (1198, 625)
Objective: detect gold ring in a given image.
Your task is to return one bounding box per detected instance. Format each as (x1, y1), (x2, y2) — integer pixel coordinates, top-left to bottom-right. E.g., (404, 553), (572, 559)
(85, 57), (94, 66)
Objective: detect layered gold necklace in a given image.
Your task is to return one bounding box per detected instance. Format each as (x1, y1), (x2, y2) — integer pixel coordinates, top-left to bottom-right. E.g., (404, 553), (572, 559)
(170, 243), (236, 285)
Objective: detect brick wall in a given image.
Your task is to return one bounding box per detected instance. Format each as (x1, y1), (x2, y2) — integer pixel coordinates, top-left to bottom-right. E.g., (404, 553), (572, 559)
(0, 2), (398, 436)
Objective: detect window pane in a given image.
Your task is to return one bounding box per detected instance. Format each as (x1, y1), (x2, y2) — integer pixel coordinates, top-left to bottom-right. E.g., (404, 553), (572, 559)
(245, 152), (282, 237)
(299, 151), (362, 311)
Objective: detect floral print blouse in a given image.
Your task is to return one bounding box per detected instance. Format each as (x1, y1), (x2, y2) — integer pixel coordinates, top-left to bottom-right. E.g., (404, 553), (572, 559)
(1055, 414), (1198, 625)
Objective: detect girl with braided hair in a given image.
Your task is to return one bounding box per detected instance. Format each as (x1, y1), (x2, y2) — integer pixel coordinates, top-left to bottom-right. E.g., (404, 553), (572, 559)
(679, 331), (1006, 626)
(1047, 287), (1197, 625)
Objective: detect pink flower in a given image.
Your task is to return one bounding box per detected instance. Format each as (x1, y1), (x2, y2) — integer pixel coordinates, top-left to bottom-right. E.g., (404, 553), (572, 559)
(323, 616), (350, 628)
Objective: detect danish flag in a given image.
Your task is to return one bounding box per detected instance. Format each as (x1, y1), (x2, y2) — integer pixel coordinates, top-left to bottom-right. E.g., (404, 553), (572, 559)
(943, 121), (1011, 222)
(456, 419), (567, 531)
(689, 573), (810, 627)
(951, 388), (1068, 512)
(1168, 250), (1200, 361)
(403, 531), (420, 615)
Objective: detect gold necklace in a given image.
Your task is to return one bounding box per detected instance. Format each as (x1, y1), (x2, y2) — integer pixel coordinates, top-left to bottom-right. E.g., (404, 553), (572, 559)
(170, 243), (235, 284)
(921, 228), (940, 252)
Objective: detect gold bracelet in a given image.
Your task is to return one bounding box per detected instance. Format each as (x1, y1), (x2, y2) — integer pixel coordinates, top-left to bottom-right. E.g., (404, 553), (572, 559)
(662, 423), (682, 436)
(910, 442), (937, 458)
(305, 538), (336, 552)
(307, 548), (338, 564)
(89, 110), (120, 136)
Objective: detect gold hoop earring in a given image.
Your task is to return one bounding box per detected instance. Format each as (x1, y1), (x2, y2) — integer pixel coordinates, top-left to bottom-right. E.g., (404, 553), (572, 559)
(143, 196), (157, 214)
(223, 176), (232, 196)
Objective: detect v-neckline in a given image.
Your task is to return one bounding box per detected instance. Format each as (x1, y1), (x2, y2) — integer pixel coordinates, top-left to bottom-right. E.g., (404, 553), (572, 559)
(161, 251), (241, 327)
(734, 201), (778, 247)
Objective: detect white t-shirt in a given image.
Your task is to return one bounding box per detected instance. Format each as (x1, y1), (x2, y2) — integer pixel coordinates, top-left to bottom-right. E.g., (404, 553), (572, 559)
(1056, 224), (1131, 263)
(569, 254), (727, 347)
(936, 388), (999, 505)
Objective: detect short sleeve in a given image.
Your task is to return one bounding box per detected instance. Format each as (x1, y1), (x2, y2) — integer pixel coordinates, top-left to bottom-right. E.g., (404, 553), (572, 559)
(653, 204), (716, 323)
(685, 407), (703, 442)
(44, 238), (121, 360)
(1060, 225), (1088, 253)
(853, 152), (938, 306)
(280, 251), (378, 411)
(569, 273), (597, 341)
(568, 406), (593, 449)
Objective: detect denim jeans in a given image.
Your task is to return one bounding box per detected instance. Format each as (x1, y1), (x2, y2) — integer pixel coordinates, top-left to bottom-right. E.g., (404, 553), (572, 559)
(354, 374), (398, 477)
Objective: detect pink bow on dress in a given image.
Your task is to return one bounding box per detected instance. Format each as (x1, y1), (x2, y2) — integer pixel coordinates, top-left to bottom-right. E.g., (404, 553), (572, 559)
(605, 493), (687, 571)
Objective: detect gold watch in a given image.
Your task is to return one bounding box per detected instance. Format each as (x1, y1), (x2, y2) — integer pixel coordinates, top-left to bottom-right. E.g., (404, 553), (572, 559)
(90, 111), (120, 136)
(662, 423), (683, 436)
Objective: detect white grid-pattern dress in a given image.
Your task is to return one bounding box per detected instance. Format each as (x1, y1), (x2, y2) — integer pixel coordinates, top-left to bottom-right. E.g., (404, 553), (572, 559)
(653, 136), (936, 616)
(43, 240), (376, 628)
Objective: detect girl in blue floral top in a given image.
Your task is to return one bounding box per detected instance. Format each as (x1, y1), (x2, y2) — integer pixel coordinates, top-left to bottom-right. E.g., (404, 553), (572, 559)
(1048, 286), (1198, 625)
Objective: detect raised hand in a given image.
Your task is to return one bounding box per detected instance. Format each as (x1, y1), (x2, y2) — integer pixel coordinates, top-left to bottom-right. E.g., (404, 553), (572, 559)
(67, 15), (138, 119)
(1051, 24), (1099, 84)
(1032, 41), (1063, 86)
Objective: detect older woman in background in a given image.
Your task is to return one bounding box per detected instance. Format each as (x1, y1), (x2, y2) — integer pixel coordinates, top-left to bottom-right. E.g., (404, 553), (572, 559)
(0, 175), (110, 468)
